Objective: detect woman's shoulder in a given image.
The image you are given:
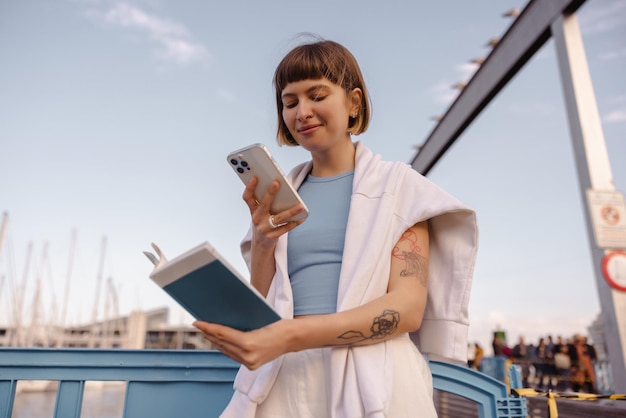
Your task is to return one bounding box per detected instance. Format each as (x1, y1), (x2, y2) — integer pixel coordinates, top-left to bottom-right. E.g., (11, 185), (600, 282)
(355, 142), (413, 178)
(356, 142), (427, 180)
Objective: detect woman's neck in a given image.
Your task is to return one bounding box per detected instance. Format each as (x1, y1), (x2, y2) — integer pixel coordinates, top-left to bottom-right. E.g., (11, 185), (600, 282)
(309, 140), (356, 177)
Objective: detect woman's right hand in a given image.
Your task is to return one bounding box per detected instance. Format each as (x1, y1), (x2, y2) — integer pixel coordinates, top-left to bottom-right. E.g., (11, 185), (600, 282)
(243, 176), (306, 248)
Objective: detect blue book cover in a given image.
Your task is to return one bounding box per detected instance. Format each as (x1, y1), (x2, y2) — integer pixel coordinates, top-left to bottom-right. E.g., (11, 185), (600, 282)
(144, 242), (280, 331)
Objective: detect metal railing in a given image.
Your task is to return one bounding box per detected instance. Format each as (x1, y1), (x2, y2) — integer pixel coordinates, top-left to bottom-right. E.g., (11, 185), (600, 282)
(1, 348), (527, 418)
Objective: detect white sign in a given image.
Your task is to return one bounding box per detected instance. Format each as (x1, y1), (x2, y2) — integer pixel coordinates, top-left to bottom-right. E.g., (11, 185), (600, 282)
(586, 189), (626, 250)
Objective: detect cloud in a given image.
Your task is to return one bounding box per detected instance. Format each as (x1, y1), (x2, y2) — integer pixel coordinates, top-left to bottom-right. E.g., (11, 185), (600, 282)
(599, 48), (626, 61)
(579, 1), (626, 35)
(604, 108), (626, 123)
(430, 81), (459, 105)
(429, 62), (477, 105)
(85, 2), (210, 66)
(457, 62), (479, 81)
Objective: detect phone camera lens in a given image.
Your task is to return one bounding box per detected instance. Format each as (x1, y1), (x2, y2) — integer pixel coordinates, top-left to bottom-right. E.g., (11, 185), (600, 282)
(240, 160), (248, 167)
(237, 167), (244, 173)
(230, 159), (238, 165)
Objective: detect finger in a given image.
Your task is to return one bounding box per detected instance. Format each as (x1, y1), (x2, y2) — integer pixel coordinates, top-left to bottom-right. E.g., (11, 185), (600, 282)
(242, 177), (260, 210)
(193, 321), (233, 337)
(264, 203), (307, 234)
(259, 180), (280, 208)
(193, 321), (245, 348)
(193, 322), (252, 364)
(271, 220), (305, 236)
(271, 205), (306, 227)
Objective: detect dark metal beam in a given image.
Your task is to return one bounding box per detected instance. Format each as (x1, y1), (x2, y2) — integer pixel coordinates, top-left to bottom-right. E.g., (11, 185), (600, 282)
(410, 0), (586, 175)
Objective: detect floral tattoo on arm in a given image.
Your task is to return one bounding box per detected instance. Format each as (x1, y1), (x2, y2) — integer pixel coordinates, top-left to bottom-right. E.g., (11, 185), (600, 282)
(335, 229), (426, 346)
(337, 310), (400, 344)
(391, 229), (427, 286)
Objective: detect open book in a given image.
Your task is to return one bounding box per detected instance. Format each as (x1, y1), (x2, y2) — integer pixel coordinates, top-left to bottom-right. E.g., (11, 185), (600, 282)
(144, 242), (280, 331)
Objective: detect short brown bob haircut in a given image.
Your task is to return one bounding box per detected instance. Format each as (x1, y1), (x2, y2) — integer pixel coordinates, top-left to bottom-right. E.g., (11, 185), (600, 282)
(273, 39), (371, 146)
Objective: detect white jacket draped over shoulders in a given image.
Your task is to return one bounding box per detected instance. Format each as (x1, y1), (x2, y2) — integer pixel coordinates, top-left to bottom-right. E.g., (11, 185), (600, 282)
(221, 141), (478, 418)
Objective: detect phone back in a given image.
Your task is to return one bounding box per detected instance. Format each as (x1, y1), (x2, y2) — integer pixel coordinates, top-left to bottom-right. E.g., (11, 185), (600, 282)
(227, 144), (309, 221)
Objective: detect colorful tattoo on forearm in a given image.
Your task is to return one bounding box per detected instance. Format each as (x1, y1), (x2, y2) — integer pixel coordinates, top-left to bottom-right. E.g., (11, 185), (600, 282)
(392, 229), (427, 285)
(337, 309), (400, 344)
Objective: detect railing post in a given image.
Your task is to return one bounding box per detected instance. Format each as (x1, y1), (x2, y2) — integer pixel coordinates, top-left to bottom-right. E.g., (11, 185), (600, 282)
(0, 380), (17, 418)
(54, 380), (85, 418)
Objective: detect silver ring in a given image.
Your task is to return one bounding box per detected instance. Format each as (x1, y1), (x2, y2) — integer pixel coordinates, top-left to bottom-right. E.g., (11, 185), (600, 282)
(268, 215), (279, 229)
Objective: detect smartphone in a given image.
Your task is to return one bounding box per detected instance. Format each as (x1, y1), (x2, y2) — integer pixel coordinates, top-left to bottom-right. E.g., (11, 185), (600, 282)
(227, 143), (309, 222)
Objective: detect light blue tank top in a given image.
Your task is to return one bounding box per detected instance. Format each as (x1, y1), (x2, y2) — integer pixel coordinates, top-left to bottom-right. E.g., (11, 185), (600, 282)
(287, 171), (353, 315)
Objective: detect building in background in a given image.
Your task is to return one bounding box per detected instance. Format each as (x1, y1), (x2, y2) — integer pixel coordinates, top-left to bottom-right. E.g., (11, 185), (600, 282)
(0, 307), (213, 350)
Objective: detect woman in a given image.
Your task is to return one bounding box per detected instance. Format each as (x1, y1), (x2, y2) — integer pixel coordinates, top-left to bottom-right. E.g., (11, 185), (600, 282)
(194, 38), (478, 418)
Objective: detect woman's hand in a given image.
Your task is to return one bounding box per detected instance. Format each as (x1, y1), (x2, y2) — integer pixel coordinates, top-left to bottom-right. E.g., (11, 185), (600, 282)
(243, 177), (305, 248)
(193, 320), (292, 370)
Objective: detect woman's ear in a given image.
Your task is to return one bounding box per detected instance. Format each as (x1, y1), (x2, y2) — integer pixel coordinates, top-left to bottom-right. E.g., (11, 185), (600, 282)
(349, 88), (363, 116)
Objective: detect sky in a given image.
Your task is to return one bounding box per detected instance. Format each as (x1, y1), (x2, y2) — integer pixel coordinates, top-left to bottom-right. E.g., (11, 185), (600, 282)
(1, 0), (625, 354)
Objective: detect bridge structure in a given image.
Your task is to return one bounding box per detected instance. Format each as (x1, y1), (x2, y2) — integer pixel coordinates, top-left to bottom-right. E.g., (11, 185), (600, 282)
(410, 0), (626, 393)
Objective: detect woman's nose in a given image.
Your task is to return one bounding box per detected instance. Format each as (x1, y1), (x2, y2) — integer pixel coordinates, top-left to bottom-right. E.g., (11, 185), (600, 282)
(296, 103), (313, 120)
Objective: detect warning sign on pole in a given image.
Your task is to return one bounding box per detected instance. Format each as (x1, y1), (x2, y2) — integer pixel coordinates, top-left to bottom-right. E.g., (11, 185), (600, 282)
(586, 189), (626, 250)
(602, 251), (626, 292)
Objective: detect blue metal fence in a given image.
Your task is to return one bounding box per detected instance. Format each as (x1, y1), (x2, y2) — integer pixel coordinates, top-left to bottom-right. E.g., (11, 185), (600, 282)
(0, 348), (526, 418)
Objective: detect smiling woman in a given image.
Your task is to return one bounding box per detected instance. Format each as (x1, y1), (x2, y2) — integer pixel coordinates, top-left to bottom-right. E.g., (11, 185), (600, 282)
(193, 38), (478, 418)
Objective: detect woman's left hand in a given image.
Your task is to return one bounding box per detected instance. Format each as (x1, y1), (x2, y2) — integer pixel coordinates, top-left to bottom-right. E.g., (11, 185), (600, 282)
(193, 320), (291, 370)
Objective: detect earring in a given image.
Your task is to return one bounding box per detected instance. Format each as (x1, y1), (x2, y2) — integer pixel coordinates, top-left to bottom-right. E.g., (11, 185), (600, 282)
(350, 113), (357, 118)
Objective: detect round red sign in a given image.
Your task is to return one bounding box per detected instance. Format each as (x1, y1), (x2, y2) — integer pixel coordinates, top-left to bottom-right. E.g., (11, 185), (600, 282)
(602, 250), (626, 292)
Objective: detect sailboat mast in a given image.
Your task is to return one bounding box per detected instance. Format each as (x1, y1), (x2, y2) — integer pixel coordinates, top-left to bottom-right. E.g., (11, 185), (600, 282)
(0, 212), (8, 259)
(60, 229), (77, 328)
(89, 236), (107, 348)
(12, 242), (33, 347)
(0, 213), (8, 342)
(26, 242), (49, 347)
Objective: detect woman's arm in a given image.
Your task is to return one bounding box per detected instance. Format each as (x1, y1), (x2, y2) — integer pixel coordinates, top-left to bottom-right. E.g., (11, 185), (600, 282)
(296, 221), (429, 347)
(243, 177), (306, 297)
(194, 221), (429, 370)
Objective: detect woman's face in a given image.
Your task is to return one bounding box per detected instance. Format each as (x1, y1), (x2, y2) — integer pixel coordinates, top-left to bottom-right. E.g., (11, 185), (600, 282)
(280, 78), (360, 152)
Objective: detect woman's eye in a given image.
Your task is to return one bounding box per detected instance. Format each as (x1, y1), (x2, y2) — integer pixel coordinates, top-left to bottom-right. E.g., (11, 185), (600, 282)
(284, 102), (297, 109)
(312, 94), (326, 102)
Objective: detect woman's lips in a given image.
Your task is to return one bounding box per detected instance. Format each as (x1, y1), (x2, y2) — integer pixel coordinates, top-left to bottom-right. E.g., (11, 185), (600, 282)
(298, 124), (320, 135)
